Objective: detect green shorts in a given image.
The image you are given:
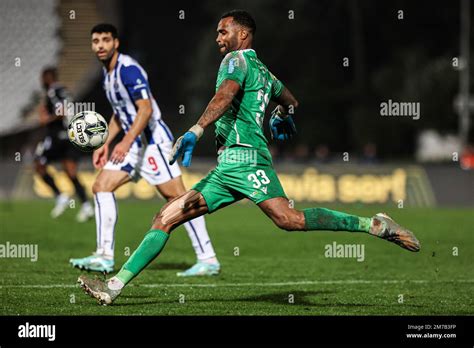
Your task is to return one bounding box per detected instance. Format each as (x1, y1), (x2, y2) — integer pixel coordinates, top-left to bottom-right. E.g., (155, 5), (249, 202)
(192, 147), (287, 213)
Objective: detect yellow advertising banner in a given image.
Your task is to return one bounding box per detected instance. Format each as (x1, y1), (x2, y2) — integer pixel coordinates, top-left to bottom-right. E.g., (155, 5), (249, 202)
(30, 165), (435, 206)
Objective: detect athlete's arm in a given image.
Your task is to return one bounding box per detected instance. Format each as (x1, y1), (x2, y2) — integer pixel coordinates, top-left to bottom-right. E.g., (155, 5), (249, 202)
(109, 98), (152, 164)
(169, 79), (240, 167)
(105, 114), (122, 145)
(272, 86), (299, 115)
(196, 79), (240, 129)
(38, 103), (52, 126)
(269, 86), (299, 141)
(122, 99), (152, 144)
(93, 114), (121, 169)
(38, 102), (64, 126)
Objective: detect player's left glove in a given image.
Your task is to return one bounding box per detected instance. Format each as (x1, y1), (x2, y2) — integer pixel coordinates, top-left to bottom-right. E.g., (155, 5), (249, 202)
(169, 124), (204, 167)
(269, 106), (297, 141)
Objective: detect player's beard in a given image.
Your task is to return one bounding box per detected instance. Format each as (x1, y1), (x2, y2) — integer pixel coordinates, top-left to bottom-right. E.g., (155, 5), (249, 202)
(98, 47), (116, 68)
(219, 44), (228, 56)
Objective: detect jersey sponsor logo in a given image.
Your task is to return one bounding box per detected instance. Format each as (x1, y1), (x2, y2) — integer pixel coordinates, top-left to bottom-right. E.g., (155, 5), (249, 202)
(249, 190), (260, 198)
(228, 60), (235, 73)
(228, 57), (240, 74)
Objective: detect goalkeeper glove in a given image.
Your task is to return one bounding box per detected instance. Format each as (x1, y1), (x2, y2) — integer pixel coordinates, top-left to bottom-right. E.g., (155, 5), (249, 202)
(269, 106), (297, 141)
(169, 124), (203, 167)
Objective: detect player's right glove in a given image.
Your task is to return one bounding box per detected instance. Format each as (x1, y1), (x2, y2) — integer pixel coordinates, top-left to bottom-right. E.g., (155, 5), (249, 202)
(269, 106), (297, 141)
(169, 124), (203, 167)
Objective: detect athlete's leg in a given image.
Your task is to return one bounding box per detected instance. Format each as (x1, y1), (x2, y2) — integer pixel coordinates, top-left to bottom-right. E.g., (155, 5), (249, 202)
(62, 159), (94, 222)
(35, 160), (60, 196)
(115, 190), (208, 283)
(78, 155), (241, 304)
(78, 189), (209, 304)
(92, 170), (130, 257)
(156, 176), (219, 273)
(139, 139), (220, 276)
(258, 197), (420, 251)
(61, 159), (87, 203)
(35, 159), (70, 218)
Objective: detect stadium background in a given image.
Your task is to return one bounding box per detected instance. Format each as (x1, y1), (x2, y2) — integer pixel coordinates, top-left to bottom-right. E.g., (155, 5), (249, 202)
(0, 0), (473, 206)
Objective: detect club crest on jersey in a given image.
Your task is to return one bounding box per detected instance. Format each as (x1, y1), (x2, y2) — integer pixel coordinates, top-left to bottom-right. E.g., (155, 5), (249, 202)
(114, 81), (119, 91)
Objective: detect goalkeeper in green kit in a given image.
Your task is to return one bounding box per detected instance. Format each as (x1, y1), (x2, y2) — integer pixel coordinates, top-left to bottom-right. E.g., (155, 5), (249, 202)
(79, 10), (420, 305)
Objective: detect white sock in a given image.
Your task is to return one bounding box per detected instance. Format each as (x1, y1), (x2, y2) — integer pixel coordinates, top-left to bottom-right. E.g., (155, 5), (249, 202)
(183, 216), (217, 261)
(94, 195), (102, 254)
(94, 192), (118, 258)
(107, 277), (124, 290)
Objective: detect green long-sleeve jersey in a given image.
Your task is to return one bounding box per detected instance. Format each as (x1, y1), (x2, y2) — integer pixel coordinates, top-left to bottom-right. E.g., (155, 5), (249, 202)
(214, 49), (284, 151)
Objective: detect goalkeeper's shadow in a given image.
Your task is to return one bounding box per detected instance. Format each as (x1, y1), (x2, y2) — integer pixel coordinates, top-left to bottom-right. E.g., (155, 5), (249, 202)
(146, 262), (195, 271)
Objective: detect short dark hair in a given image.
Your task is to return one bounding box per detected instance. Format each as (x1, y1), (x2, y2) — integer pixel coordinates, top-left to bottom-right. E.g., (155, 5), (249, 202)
(91, 23), (118, 38)
(221, 10), (256, 34)
(42, 66), (57, 80)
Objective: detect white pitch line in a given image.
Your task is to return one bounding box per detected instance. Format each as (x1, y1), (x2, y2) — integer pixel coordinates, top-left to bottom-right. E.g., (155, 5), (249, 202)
(0, 279), (473, 289)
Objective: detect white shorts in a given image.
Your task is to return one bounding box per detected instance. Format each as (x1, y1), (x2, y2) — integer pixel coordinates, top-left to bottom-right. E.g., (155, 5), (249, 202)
(104, 141), (181, 186)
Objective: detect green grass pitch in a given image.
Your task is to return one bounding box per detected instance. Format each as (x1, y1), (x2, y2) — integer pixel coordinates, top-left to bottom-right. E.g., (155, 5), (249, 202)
(0, 200), (473, 315)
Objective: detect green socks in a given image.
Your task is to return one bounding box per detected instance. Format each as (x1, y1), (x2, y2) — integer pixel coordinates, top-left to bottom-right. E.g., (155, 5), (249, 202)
(114, 211), (370, 286)
(303, 208), (371, 233)
(115, 229), (170, 285)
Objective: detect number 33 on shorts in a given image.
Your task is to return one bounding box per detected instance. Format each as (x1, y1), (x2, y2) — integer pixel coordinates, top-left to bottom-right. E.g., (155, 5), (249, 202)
(247, 169), (271, 188)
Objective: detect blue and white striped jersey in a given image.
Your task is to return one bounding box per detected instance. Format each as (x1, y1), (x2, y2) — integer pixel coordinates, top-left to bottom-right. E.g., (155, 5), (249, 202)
(102, 53), (173, 149)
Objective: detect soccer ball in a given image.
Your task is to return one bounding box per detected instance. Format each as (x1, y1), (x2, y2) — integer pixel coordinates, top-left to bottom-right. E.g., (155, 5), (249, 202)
(68, 111), (108, 152)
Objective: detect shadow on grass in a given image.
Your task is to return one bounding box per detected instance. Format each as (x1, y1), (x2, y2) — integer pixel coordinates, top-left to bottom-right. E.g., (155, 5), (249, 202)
(236, 290), (338, 307)
(146, 290), (338, 307)
(146, 262), (194, 271)
(156, 290), (426, 309)
(117, 300), (164, 306)
(111, 290), (426, 310)
(237, 291), (426, 309)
